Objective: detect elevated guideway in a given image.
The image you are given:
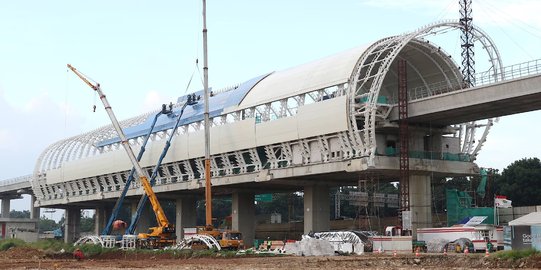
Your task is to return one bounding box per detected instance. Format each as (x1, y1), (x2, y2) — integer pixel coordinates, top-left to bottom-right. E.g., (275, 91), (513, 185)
(5, 21), (541, 242)
(0, 175), (32, 197)
(0, 175), (39, 223)
(389, 60), (541, 126)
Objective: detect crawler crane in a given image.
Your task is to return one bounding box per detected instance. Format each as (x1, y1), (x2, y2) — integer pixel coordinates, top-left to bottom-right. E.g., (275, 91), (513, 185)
(67, 64), (175, 248)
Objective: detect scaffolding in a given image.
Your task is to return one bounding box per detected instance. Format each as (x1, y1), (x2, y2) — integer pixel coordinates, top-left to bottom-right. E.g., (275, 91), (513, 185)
(398, 59), (410, 226)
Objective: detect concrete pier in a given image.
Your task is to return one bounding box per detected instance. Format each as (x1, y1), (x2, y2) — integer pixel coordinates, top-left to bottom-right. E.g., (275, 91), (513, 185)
(409, 174), (432, 237)
(1, 199), (10, 218)
(30, 195), (40, 220)
(232, 192), (255, 247)
(64, 207), (81, 243)
(303, 185), (330, 234)
(175, 197), (197, 240)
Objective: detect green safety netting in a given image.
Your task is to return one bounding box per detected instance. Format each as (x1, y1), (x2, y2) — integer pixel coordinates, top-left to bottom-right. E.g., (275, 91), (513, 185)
(446, 188), (494, 226)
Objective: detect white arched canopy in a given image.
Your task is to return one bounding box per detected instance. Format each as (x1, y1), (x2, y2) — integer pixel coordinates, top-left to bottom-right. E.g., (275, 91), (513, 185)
(31, 20), (502, 203)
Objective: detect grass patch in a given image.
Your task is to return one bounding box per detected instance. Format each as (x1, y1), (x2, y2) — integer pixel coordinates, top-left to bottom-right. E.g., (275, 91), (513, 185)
(218, 250), (238, 258)
(0, 239), (26, 251)
(76, 243), (111, 256)
(171, 249), (194, 259)
(29, 239), (73, 252)
(494, 249), (540, 261)
(191, 249), (218, 258)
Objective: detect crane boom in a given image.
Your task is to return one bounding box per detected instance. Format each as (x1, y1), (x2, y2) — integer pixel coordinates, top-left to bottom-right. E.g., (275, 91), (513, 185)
(127, 95), (197, 235)
(101, 106), (172, 236)
(67, 64), (171, 229)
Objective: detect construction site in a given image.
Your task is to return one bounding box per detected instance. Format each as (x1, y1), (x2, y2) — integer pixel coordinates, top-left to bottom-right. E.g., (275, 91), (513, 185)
(1, 0), (541, 269)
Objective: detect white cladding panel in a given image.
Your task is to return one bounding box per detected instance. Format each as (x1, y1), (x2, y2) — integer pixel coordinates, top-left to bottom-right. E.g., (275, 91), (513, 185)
(164, 134), (190, 162)
(297, 95), (348, 139)
(46, 149), (132, 185)
(255, 117), (298, 146)
(239, 45), (367, 109)
(215, 119), (256, 154)
(142, 140), (167, 167)
(188, 130), (205, 158)
(45, 98), (347, 185)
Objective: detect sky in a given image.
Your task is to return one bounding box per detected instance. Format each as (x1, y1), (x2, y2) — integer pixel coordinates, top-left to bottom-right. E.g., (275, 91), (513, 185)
(1, 0), (541, 216)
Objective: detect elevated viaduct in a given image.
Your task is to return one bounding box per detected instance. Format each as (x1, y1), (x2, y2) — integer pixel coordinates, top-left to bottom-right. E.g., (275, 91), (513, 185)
(1, 20), (541, 244)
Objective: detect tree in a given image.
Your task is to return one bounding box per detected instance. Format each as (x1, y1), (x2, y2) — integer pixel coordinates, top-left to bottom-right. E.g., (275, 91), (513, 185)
(9, 210), (30, 218)
(39, 216), (58, 232)
(80, 214), (95, 232)
(495, 157), (541, 207)
(256, 193), (303, 222)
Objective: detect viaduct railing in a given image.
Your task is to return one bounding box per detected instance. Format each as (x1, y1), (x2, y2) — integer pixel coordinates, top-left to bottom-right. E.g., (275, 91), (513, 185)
(386, 59), (541, 104)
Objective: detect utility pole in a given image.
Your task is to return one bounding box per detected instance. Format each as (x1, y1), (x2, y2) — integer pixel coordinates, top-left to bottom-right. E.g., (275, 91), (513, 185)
(202, 0), (213, 228)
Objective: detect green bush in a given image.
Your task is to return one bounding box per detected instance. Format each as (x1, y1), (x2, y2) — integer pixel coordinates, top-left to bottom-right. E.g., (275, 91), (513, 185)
(170, 249), (193, 259)
(0, 239), (26, 251)
(219, 250), (238, 257)
(494, 249), (540, 261)
(76, 243), (107, 256)
(29, 239), (73, 252)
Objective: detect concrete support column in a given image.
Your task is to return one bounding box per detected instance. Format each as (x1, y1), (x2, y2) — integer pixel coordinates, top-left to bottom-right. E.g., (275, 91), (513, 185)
(409, 174), (432, 237)
(175, 197), (197, 240)
(131, 201), (153, 235)
(64, 207), (81, 243)
(1, 199), (10, 218)
(232, 192), (255, 248)
(30, 195), (40, 220)
(304, 185), (330, 234)
(94, 207), (111, 235)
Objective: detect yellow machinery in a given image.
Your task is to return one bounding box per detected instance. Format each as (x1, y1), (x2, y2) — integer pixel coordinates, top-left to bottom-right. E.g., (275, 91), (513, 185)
(67, 64), (175, 248)
(195, 1), (244, 250)
(197, 226), (243, 250)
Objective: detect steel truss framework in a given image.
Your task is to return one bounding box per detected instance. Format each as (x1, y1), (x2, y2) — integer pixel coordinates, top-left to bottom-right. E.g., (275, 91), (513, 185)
(31, 20), (503, 204)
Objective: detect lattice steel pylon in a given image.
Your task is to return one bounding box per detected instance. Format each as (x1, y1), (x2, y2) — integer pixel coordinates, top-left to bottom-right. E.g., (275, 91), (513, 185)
(398, 59), (410, 224)
(460, 0), (475, 87)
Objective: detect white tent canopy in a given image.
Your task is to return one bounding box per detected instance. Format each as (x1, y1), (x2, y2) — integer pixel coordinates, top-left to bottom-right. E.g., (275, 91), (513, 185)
(508, 212), (541, 226)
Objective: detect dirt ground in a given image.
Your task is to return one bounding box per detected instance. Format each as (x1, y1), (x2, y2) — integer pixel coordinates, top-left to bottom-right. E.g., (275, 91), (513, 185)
(1, 247), (541, 270)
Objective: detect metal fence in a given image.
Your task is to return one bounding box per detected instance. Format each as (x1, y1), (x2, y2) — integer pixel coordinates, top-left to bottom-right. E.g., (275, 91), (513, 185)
(476, 58), (541, 85)
(386, 59), (541, 104)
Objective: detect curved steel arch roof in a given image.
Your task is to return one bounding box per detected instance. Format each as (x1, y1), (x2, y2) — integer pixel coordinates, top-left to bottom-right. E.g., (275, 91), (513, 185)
(238, 45), (369, 110)
(34, 20), (502, 178)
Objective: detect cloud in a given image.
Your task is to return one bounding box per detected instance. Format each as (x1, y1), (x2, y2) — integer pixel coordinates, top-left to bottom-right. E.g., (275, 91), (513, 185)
(0, 129), (10, 150)
(0, 89), (85, 179)
(140, 90), (179, 113)
(473, 0), (541, 29)
(359, 0), (448, 10)
(476, 111), (541, 171)
(358, 0), (541, 30)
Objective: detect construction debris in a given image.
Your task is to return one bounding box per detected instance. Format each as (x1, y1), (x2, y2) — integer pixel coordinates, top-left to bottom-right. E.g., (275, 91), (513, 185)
(426, 238), (448, 253)
(166, 234), (222, 251)
(290, 236), (335, 256)
(313, 231), (365, 255)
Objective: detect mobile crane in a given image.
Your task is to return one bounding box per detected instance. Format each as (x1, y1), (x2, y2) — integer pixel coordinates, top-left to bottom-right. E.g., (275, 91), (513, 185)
(101, 104), (174, 237)
(191, 0), (243, 250)
(67, 64), (175, 248)
(127, 93), (199, 246)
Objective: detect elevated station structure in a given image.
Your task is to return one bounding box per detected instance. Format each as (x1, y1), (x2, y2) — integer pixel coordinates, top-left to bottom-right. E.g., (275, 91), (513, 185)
(29, 21), (513, 242)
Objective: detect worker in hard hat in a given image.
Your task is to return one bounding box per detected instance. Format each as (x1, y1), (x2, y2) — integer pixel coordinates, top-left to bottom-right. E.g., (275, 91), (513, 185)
(73, 248), (84, 261)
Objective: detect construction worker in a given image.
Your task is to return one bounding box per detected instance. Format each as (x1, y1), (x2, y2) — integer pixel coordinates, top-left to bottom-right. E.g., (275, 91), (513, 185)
(73, 248), (84, 261)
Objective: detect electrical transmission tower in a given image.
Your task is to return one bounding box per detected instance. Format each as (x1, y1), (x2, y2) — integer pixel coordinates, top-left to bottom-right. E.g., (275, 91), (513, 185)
(460, 0), (475, 87)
